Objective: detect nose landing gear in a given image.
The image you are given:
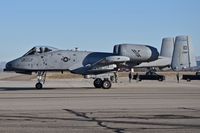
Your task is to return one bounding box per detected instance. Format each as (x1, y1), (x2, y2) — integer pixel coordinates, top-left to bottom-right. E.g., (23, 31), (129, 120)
(35, 71), (47, 89)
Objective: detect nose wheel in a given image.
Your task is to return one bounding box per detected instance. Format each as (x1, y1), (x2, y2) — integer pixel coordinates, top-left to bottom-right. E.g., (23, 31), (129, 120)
(35, 82), (43, 89)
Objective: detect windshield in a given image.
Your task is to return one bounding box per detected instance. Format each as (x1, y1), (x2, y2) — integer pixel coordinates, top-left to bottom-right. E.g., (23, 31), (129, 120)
(23, 46), (58, 56)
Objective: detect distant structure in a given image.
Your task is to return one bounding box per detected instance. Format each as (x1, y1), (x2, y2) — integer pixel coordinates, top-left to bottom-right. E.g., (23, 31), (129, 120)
(196, 56), (200, 66)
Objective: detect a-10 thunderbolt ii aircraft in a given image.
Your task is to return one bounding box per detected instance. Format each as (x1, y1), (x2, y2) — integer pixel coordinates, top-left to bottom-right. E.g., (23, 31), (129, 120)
(4, 44), (159, 89)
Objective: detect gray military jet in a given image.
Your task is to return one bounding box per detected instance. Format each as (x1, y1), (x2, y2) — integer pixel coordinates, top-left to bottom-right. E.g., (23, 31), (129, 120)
(4, 44), (159, 89)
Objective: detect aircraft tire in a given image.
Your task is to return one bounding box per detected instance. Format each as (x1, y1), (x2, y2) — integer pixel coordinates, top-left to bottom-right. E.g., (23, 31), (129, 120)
(102, 80), (112, 89)
(35, 82), (43, 89)
(94, 78), (103, 88)
(187, 78), (191, 82)
(158, 77), (163, 82)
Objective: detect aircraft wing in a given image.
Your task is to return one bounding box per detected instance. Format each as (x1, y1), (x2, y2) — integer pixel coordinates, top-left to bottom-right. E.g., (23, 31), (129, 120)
(90, 55), (130, 68)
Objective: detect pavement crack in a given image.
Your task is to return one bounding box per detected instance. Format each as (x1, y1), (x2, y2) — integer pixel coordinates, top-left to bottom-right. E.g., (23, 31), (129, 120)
(64, 109), (200, 130)
(0, 115), (87, 122)
(64, 109), (125, 133)
(178, 107), (200, 112)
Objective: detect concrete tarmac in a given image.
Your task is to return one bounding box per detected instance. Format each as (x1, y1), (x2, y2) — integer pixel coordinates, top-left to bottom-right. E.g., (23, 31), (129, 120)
(0, 74), (200, 133)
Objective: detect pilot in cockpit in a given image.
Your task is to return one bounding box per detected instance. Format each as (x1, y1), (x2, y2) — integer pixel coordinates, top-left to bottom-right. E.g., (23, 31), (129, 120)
(39, 47), (44, 53)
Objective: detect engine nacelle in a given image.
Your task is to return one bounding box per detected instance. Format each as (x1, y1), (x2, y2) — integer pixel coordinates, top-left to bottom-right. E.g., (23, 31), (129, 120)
(113, 44), (159, 62)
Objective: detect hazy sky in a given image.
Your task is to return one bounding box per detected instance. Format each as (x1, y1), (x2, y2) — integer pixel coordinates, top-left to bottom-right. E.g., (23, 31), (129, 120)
(0, 0), (200, 61)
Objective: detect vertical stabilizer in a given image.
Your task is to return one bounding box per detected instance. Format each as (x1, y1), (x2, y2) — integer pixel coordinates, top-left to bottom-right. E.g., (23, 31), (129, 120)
(160, 37), (174, 58)
(113, 45), (120, 54)
(171, 35), (196, 71)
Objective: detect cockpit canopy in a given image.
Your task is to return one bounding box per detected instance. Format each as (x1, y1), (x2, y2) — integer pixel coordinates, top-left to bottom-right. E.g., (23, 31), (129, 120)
(23, 46), (58, 56)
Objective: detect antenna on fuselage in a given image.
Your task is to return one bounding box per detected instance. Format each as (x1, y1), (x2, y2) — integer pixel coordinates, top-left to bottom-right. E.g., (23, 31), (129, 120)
(75, 47), (79, 51)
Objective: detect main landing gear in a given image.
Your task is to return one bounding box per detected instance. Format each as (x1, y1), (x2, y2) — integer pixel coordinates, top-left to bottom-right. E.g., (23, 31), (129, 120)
(93, 78), (112, 89)
(35, 71), (47, 89)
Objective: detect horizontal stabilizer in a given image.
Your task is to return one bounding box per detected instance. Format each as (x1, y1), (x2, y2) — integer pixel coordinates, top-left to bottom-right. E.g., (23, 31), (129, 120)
(135, 56), (171, 68)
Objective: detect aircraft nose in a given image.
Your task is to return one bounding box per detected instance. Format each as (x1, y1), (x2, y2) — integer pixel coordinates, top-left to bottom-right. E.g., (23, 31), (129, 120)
(4, 61), (14, 71)
(148, 46), (159, 61)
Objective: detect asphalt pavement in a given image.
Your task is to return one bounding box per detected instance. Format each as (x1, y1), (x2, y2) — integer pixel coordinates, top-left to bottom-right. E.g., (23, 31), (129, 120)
(0, 73), (200, 133)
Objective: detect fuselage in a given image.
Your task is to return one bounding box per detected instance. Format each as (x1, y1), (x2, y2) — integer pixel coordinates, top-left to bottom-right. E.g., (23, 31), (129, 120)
(6, 50), (114, 74)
